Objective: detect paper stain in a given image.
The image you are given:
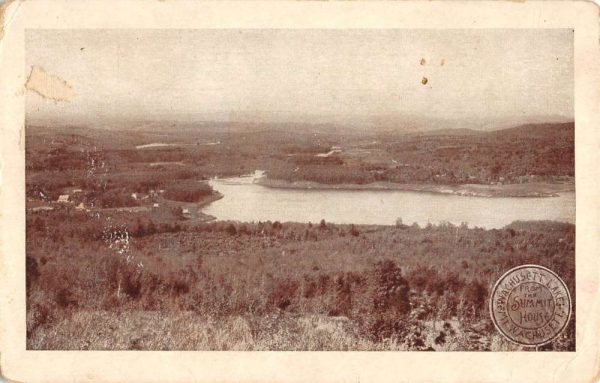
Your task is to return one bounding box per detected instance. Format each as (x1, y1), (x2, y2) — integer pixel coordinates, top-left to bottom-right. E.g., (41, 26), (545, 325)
(421, 76), (428, 85)
(25, 66), (75, 102)
(18, 124), (24, 151)
(582, 277), (598, 295)
(440, 58), (445, 66)
(420, 58), (426, 65)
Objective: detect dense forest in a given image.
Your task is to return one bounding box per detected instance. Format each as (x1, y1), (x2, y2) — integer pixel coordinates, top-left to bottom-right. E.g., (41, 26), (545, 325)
(268, 123), (574, 185)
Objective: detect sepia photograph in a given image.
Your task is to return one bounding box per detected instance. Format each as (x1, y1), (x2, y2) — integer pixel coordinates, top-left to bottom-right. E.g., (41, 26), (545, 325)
(24, 28), (576, 352)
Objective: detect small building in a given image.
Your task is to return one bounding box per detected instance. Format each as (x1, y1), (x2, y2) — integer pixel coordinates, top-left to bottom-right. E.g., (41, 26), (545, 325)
(57, 194), (70, 203)
(181, 208), (192, 218)
(75, 202), (87, 211)
(153, 203), (159, 208)
(131, 192), (148, 200)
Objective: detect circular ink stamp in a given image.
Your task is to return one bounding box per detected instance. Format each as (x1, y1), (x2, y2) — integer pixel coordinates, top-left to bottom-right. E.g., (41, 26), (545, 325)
(490, 264), (572, 346)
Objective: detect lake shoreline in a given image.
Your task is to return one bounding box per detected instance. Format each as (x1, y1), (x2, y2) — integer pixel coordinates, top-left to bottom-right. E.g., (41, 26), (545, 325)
(199, 191), (225, 206)
(256, 178), (574, 198)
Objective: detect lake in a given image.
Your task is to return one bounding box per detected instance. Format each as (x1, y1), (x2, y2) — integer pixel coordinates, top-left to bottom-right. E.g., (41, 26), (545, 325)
(202, 173), (575, 229)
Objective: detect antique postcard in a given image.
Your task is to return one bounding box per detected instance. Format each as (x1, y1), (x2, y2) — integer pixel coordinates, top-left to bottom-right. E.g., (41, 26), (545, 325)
(0, 1), (599, 382)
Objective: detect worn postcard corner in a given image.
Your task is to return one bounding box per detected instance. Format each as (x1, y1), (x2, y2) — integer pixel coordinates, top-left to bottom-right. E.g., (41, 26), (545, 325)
(0, 0), (19, 43)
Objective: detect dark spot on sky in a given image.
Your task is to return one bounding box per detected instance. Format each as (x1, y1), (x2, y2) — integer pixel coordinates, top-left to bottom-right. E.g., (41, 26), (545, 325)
(80, 47), (85, 51)
(421, 77), (428, 85)
(420, 58), (426, 65)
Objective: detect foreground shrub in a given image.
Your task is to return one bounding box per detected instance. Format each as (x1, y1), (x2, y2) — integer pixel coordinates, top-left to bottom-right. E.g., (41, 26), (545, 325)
(373, 259), (410, 316)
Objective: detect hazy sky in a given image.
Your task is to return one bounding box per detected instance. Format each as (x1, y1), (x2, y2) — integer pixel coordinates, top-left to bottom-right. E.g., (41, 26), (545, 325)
(26, 29), (573, 129)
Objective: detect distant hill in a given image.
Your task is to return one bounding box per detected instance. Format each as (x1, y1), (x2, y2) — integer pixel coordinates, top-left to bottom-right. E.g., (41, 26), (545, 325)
(409, 128), (482, 136)
(28, 112), (573, 135)
(490, 122), (574, 139)
(27, 119), (574, 141)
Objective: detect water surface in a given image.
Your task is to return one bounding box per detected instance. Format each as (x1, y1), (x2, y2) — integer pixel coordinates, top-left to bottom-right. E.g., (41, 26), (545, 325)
(202, 173), (575, 229)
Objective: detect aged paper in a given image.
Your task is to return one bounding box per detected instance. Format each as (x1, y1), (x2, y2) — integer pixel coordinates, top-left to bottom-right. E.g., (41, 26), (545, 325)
(1, 0), (599, 382)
